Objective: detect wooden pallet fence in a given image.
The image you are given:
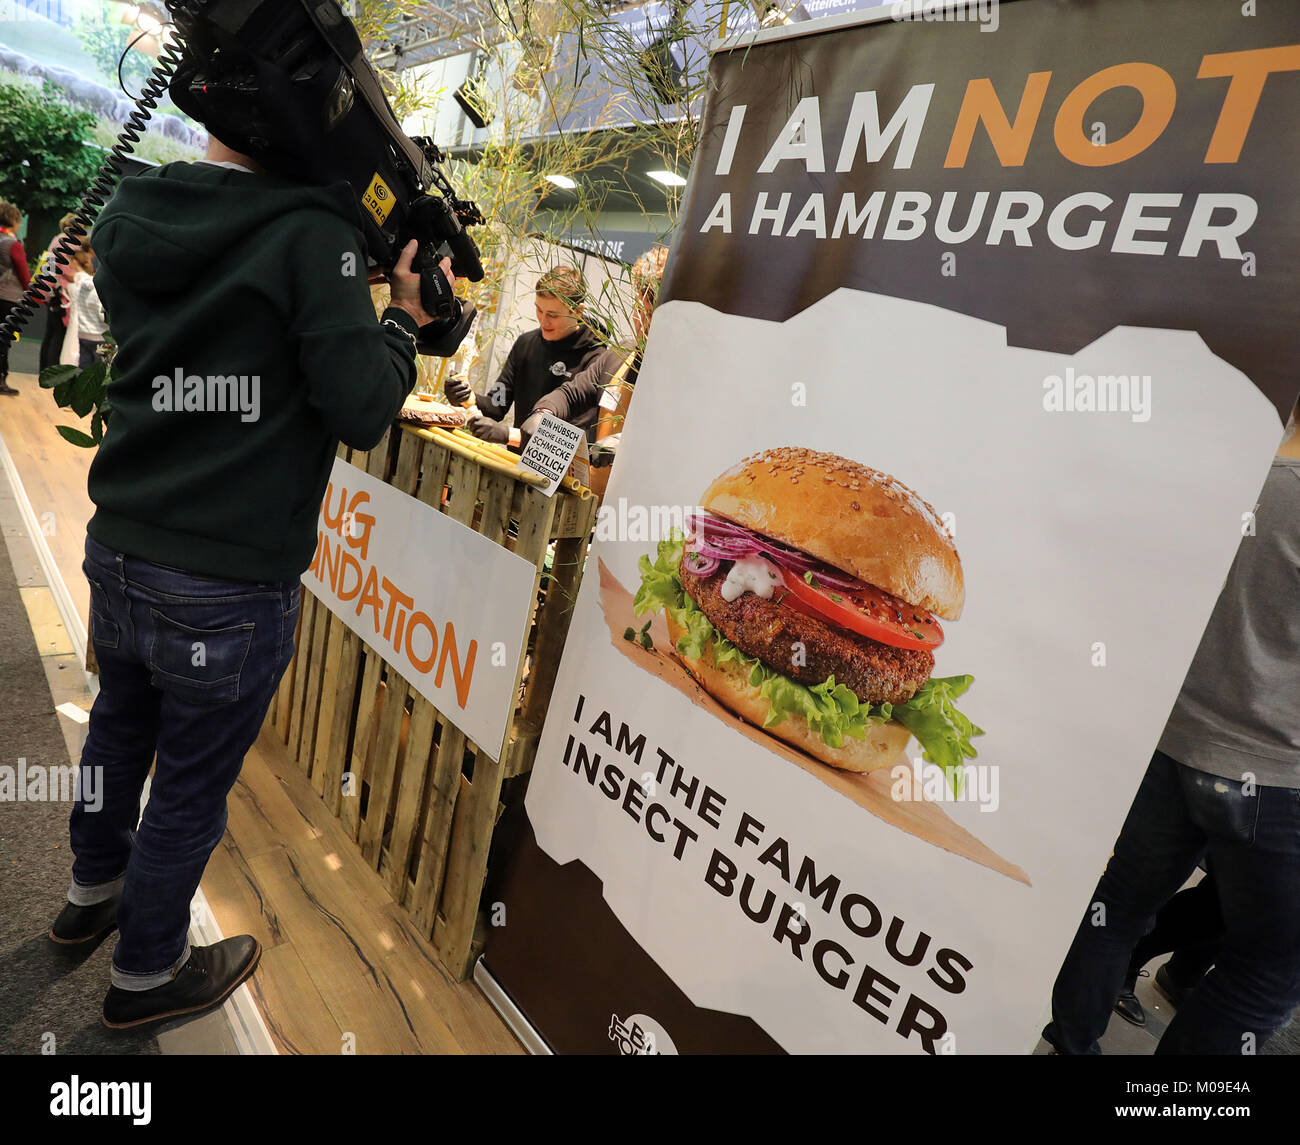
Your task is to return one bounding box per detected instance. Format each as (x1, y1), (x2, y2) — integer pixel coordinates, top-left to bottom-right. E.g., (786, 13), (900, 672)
(264, 423), (598, 979)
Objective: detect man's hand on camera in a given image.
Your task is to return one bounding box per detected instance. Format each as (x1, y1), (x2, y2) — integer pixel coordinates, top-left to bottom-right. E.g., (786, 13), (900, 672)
(467, 413), (510, 445)
(444, 376), (474, 406)
(386, 240), (454, 328)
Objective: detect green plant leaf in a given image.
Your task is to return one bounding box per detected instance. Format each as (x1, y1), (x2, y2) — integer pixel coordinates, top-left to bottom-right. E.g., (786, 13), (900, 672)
(39, 364), (76, 390)
(77, 361), (109, 392)
(55, 425), (97, 449)
(52, 378), (75, 406)
(91, 411), (104, 444)
(69, 367), (105, 418)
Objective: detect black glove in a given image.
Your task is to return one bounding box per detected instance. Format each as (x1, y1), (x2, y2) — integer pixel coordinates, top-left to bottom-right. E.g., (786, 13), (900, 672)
(467, 413), (510, 445)
(444, 375), (473, 406)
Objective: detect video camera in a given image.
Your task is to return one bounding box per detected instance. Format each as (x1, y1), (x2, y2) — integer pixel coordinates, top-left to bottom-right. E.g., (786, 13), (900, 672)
(163, 0), (485, 356)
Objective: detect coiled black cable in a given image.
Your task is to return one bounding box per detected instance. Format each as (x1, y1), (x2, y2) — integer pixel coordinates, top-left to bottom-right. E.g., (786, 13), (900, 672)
(0, 14), (193, 356)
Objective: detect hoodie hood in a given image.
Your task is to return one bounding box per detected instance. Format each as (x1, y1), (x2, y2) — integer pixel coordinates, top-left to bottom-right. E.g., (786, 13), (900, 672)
(92, 161), (364, 296)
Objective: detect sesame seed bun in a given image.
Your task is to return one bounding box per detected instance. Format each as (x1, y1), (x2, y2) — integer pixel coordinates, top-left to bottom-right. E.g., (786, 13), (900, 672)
(699, 447), (964, 620)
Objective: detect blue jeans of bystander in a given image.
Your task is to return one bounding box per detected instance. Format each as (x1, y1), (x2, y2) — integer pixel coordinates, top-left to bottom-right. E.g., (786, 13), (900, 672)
(1045, 750), (1300, 1054)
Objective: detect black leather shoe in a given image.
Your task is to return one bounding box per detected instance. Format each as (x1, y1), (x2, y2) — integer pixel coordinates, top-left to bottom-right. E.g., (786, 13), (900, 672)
(1113, 987), (1146, 1027)
(0, 381), (18, 395)
(102, 936), (262, 1029)
(49, 898), (119, 945)
(1153, 963), (1194, 1008)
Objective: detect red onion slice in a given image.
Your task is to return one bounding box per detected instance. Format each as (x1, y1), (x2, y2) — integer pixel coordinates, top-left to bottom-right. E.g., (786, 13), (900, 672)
(683, 549), (721, 577)
(696, 537), (758, 557)
(687, 511), (867, 591)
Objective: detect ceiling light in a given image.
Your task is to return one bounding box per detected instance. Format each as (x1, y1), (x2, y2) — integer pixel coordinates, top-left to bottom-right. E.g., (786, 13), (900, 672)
(647, 170), (687, 187)
(544, 174), (577, 190)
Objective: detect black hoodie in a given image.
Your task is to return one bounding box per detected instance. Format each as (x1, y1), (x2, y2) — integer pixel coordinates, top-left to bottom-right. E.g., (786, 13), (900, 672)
(85, 161), (419, 581)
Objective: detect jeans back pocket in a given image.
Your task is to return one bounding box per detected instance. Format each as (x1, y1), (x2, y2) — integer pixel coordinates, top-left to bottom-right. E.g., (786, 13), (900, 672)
(1182, 766), (1261, 847)
(86, 577), (121, 651)
(148, 608), (255, 704)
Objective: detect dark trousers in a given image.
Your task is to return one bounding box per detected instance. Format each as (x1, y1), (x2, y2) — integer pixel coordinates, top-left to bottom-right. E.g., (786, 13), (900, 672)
(0, 298), (16, 383)
(1125, 868), (1221, 988)
(70, 534), (299, 988)
(1046, 750), (1300, 1054)
(40, 300), (66, 372)
(78, 337), (102, 369)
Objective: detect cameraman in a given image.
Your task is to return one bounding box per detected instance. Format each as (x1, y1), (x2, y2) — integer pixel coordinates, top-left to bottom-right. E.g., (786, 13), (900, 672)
(446, 265), (602, 449)
(52, 133), (450, 1030)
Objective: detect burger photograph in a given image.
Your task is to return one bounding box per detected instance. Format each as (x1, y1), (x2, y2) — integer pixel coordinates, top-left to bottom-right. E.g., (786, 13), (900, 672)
(632, 447), (982, 796)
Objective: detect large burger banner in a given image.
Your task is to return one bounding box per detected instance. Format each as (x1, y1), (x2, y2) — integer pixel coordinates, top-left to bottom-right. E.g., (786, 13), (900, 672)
(482, 0), (1299, 1054)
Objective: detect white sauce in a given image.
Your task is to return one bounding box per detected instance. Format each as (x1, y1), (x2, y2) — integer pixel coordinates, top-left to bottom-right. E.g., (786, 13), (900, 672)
(720, 555), (781, 603)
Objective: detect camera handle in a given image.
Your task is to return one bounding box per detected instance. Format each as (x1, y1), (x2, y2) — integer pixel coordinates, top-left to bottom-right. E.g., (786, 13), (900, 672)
(412, 242), (461, 326)
(408, 242), (477, 357)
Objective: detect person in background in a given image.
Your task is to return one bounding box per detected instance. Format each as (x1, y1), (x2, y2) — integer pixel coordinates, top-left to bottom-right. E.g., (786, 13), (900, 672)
(70, 246), (109, 368)
(530, 245), (669, 496)
(35, 213), (81, 372)
(0, 199), (32, 395)
(444, 265), (603, 450)
(1112, 864), (1220, 1027)
(1044, 398), (1300, 1055)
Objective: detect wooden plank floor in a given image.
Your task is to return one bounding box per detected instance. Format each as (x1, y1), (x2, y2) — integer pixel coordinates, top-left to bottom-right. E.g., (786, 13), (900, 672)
(213, 728), (522, 1054)
(0, 372), (94, 623)
(1, 370), (523, 1055)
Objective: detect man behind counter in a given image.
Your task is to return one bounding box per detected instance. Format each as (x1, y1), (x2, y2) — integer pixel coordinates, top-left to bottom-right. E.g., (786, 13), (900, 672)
(528, 245), (668, 495)
(445, 265), (602, 449)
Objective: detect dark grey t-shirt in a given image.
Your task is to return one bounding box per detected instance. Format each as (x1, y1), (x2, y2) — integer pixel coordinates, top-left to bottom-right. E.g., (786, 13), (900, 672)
(1158, 456), (1300, 788)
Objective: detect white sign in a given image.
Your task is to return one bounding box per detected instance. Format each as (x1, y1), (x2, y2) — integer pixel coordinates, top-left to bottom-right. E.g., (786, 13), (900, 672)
(302, 457), (537, 760)
(520, 412), (584, 497)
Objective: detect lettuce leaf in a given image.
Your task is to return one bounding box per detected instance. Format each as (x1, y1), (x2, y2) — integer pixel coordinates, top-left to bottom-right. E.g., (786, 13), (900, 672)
(890, 675), (984, 797)
(633, 529), (984, 795)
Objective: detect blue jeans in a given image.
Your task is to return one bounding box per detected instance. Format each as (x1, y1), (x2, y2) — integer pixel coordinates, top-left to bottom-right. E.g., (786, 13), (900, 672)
(70, 534), (299, 990)
(1046, 750), (1300, 1054)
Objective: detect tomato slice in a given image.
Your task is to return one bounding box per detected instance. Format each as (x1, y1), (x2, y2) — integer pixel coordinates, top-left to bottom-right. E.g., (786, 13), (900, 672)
(776, 565), (943, 651)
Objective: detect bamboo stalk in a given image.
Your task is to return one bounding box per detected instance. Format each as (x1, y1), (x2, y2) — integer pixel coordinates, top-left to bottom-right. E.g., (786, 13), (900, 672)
(410, 425), (547, 486)
(431, 425), (535, 478)
(398, 423), (593, 499)
(446, 428), (593, 500)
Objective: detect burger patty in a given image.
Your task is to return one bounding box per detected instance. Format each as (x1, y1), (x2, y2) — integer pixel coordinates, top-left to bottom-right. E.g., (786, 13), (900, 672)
(680, 557), (934, 706)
